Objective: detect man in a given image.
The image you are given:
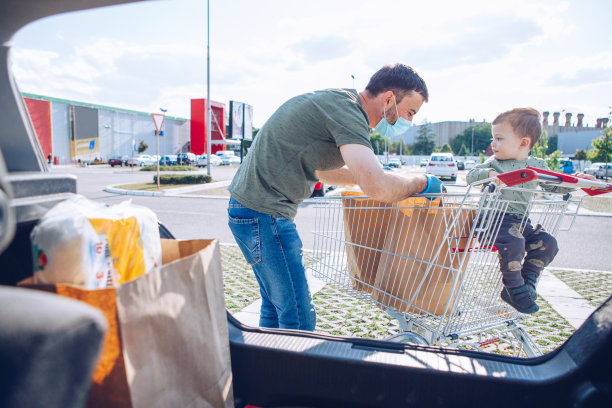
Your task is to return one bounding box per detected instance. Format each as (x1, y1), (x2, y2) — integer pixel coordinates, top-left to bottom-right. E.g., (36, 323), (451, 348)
(228, 63), (443, 331)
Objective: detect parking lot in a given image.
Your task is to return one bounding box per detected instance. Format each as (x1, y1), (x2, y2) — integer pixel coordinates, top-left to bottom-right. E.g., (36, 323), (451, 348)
(50, 163), (612, 356)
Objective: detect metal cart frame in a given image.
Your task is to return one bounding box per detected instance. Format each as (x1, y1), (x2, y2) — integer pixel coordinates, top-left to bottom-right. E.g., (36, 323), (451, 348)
(309, 168), (611, 357)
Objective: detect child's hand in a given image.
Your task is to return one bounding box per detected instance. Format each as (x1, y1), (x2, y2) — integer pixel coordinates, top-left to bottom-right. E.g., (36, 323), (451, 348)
(575, 172), (595, 180)
(575, 172), (604, 190)
(488, 170), (503, 185)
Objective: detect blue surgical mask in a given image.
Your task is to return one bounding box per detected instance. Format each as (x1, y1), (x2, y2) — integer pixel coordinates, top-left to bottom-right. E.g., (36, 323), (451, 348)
(374, 95), (412, 138)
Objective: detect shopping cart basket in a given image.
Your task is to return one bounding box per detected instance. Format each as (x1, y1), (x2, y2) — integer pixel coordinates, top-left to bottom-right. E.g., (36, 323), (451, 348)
(309, 168), (611, 357)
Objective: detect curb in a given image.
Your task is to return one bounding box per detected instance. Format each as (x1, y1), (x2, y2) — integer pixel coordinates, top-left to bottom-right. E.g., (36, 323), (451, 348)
(104, 179), (232, 198)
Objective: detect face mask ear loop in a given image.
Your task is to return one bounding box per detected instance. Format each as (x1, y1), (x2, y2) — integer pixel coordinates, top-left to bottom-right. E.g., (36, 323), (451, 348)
(393, 94), (400, 123)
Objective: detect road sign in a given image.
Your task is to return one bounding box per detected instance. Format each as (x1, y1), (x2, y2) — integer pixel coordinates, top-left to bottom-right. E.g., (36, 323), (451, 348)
(152, 113), (165, 133)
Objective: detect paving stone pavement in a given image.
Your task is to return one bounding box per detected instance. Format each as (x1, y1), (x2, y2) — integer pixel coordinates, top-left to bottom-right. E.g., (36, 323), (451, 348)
(220, 244), (611, 357)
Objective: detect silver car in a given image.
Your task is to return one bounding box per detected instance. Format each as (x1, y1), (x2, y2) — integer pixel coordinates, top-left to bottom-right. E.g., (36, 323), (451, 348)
(585, 163), (612, 179)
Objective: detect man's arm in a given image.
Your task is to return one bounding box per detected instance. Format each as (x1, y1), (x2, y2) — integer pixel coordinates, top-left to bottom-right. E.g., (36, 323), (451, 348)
(316, 167), (358, 186)
(336, 144), (428, 202)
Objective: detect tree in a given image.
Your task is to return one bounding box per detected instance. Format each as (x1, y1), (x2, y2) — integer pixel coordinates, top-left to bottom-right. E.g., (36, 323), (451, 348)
(573, 149), (587, 171)
(532, 131), (562, 170)
(457, 143), (469, 157)
(370, 131), (385, 155)
(411, 121), (436, 155)
(440, 143), (452, 153)
(587, 129), (612, 163)
(451, 123), (492, 155)
(546, 134), (558, 155)
(137, 140), (148, 153)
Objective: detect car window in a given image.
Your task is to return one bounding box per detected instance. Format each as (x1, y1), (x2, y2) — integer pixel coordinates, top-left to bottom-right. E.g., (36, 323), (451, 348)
(6, 0), (610, 366)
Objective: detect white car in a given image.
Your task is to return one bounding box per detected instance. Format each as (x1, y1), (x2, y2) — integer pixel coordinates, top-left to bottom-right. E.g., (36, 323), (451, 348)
(197, 154), (222, 167)
(216, 151), (241, 165)
(463, 160), (477, 170)
(127, 154), (155, 166)
(227, 155), (241, 165)
(585, 163), (612, 179)
(426, 152), (457, 181)
(388, 158), (401, 168)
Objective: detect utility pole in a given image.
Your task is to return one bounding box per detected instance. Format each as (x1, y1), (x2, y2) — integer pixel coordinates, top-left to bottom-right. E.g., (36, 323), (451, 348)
(206, 0), (212, 177)
(471, 127), (474, 156)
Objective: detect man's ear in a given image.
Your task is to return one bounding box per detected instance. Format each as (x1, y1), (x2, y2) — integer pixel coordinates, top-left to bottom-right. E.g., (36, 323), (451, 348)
(381, 90), (394, 107)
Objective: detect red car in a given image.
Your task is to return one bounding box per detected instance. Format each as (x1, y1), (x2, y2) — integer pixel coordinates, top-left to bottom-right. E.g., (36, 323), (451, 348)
(108, 155), (128, 167)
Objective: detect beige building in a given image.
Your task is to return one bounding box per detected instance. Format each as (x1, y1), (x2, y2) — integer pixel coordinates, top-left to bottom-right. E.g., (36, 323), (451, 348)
(400, 120), (479, 147)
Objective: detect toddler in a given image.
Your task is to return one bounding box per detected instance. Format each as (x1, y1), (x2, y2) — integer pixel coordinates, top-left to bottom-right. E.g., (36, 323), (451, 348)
(467, 108), (579, 313)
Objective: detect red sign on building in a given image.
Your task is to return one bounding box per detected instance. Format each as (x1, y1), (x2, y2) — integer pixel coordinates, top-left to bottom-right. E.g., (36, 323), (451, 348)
(190, 99), (226, 155)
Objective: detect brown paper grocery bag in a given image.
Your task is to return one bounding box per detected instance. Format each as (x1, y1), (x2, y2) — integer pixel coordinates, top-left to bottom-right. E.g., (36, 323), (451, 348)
(341, 191), (392, 292)
(20, 239), (233, 408)
(372, 198), (475, 315)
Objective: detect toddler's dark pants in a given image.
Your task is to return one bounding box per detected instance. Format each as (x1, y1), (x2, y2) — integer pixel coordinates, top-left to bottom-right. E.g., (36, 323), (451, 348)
(492, 214), (559, 288)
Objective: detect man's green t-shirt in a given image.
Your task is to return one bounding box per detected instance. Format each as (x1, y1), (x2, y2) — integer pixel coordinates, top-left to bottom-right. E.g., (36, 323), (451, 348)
(229, 88), (372, 220)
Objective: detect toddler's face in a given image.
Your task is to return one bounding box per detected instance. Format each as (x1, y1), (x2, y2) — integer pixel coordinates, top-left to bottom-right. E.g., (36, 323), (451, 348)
(490, 122), (530, 160)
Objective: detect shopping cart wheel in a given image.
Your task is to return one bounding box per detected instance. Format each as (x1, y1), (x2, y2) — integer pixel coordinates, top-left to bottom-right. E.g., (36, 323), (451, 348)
(384, 332), (429, 345)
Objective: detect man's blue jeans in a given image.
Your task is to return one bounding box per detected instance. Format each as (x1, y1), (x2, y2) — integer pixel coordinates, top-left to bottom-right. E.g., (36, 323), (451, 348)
(227, 197), (316, 331)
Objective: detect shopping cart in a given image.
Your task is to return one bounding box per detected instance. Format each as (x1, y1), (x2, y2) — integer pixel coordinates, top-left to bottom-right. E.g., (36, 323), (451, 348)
(309, 168), (611, 357)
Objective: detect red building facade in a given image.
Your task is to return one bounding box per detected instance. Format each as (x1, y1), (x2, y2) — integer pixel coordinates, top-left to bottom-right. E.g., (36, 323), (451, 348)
(190, 99), (226, 155)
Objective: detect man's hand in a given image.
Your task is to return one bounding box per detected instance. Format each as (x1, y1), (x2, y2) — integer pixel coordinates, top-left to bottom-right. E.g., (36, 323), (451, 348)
(420, 174), (445, 194)
(338, 143), (427, 202)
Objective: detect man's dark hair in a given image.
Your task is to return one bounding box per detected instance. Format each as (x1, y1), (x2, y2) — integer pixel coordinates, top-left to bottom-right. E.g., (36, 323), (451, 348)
(365, 63), (429, 102)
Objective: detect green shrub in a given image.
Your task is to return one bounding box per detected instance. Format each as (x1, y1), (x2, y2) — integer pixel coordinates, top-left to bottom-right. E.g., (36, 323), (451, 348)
(153, 174), (212, 185)
(140, 165), (197, 171)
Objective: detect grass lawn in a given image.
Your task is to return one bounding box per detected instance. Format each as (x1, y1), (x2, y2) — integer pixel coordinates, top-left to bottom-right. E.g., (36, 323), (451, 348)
(580, 196), (612, 213)
(115, 182), (197, 191)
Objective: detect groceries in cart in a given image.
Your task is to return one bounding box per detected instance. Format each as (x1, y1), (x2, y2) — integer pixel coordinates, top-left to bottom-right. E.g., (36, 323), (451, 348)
(31, 195), (162, 289)
(341, 191), (475, 315)
(467, 108), (610, 314)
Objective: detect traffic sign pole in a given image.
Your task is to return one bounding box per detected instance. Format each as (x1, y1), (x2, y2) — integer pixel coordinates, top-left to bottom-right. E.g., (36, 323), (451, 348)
(152, 113), (166, 190)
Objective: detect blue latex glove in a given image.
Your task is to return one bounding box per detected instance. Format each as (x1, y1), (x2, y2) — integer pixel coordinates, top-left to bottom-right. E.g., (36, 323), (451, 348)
(419, 174), (446, 195)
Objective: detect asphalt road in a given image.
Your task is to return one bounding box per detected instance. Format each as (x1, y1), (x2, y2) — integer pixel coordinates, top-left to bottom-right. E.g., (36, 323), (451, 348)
(51, 164), (612, 272)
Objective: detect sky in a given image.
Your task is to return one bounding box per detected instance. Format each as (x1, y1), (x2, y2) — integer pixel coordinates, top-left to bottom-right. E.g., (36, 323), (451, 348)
(9, 0), (612, 129)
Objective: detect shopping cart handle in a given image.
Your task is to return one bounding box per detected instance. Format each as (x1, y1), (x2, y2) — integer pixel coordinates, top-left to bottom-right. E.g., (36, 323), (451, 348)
(496, 169), (539, 187)
(526, 166), (612, 196)
(496, 167), (611, 196)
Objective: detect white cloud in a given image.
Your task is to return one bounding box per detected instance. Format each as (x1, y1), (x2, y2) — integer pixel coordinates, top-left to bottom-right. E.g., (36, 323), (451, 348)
(9, 0), (612, 127)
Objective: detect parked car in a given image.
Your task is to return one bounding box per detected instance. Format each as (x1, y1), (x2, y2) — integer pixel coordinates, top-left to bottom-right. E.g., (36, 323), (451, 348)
(159, 154), (178, 166)
(196, 154), (222, 167)
(388, 157), (401, 168)
(560, 158), (575, 174)
(177, 152), (197, 165)
(420, 158), (429, 167)
(127, 154), (155, 166)
(585, 162), (612, 179)
(456, 159), (465, 170)
(108, 155), (128, 167)
(426, 152), (457, 181)
(227, 155), (241, 165)
(216, 151), (240, 165)
(464, 159), (477, 170)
